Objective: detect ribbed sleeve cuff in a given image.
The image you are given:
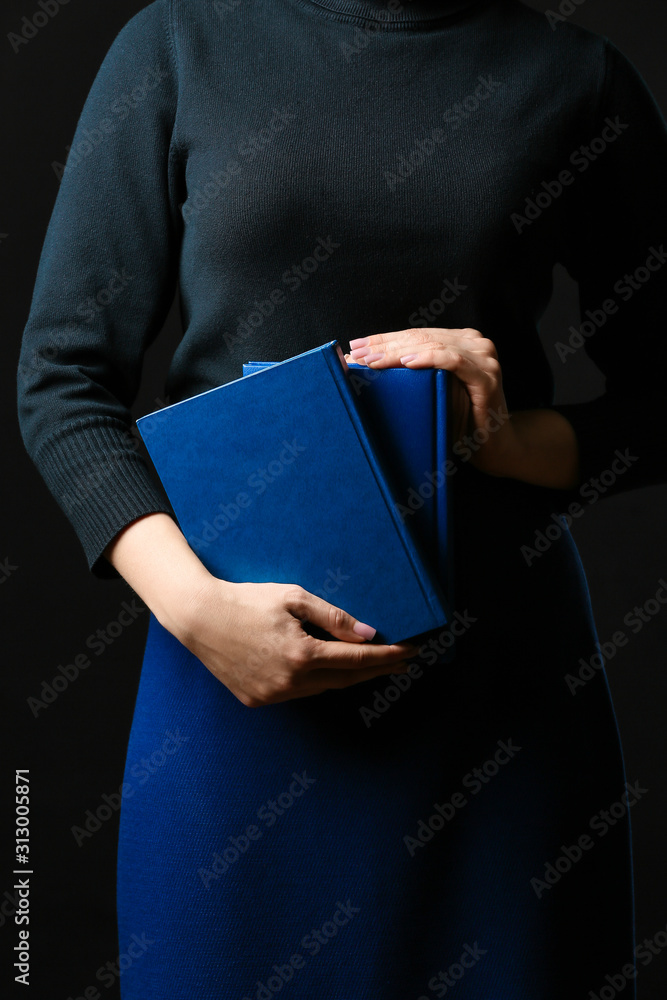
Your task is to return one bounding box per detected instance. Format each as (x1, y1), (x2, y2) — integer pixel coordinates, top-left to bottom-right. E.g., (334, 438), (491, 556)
(32, 417), (175, 580)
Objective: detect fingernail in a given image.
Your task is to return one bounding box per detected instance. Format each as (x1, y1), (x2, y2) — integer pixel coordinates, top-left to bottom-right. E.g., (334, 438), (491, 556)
(400, 354), (417, 363)
(353, 621), (376, 640)
(349, 337), (370, 349)
(350, 346), (371, 358)
(364, 352), (384, 363)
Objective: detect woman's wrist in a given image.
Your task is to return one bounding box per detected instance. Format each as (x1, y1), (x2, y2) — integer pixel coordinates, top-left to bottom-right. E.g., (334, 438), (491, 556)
(102, 511), (224, 642)
(471, 408), (580, 489)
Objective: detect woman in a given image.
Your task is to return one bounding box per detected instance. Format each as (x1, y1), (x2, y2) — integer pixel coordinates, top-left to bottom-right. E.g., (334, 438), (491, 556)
(16, 0), (666, 995)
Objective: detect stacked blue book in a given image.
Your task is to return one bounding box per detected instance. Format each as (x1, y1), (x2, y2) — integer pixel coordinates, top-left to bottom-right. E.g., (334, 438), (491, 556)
(137, 340), (451, 645)
(243, 358), (453, 613)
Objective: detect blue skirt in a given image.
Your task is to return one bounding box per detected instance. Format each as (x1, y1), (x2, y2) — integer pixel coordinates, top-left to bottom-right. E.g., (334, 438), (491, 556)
(116, 468), (635, 998)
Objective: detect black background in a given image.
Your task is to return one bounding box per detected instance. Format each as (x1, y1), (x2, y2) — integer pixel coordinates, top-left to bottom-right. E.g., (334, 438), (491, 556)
(1, 0), (666, 997)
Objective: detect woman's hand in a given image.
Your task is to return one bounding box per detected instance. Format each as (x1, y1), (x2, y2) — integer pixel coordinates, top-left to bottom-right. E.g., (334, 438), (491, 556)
(103, 512), (419, 709)
(345, 327), (580, 489)
(346, 327), (515, 477)
(173, 576), (419, 708)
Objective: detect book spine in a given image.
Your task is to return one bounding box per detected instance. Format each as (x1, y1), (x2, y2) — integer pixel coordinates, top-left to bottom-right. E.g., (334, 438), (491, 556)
(435, 371), (454, 614)
(321, 343), (449, 626)
(434, 371), (445, 580)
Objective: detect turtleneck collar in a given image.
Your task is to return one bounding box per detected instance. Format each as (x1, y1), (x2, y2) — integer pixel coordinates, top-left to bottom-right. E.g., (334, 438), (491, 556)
(294, 0), (492, 27)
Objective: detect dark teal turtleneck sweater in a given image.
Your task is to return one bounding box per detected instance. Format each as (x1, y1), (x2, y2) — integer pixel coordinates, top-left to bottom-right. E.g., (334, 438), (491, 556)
(16, 0), (667, 578)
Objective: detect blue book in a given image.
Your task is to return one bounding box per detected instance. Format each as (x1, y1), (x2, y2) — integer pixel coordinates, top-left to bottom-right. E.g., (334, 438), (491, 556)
(243, 360), (454, 614)
(136, 340), (451, 645)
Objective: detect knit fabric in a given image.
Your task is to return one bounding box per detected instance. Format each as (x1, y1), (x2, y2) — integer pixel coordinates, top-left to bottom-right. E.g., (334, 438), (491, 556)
(16, 0), (667, 579)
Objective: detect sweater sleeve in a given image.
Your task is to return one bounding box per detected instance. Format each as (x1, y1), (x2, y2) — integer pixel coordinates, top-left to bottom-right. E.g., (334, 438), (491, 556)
(550, 37), (667, 500)
(16, 0), (181, 580)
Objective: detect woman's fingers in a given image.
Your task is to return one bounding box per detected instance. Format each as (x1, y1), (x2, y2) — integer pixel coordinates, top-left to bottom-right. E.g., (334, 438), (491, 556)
(253, 660), (414, 705)
(350, 328), (483, 351)
(306, 635), (418, 669)
(371, 344), (501, 413)
(281, 583), (376, 643)
(292, 661), (414, 699)
(406, 344), (501, 384)
(450, 374), (473, 444)
(281, 584), (420, 662)
(348, 328), (497, 368)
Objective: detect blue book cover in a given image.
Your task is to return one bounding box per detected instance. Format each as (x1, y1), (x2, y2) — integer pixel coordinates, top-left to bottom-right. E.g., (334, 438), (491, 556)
(137, 340), (450, 645)
(243, 360), (454, 613)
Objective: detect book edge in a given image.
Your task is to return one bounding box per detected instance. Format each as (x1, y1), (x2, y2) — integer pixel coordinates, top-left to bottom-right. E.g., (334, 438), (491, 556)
(320, 347), (449, 631)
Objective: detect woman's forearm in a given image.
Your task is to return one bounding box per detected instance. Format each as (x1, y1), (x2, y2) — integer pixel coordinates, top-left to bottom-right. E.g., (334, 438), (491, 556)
(101, 511), (418, 706)
(102, 512), (219, 641)
(478, 408), (581, 490)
